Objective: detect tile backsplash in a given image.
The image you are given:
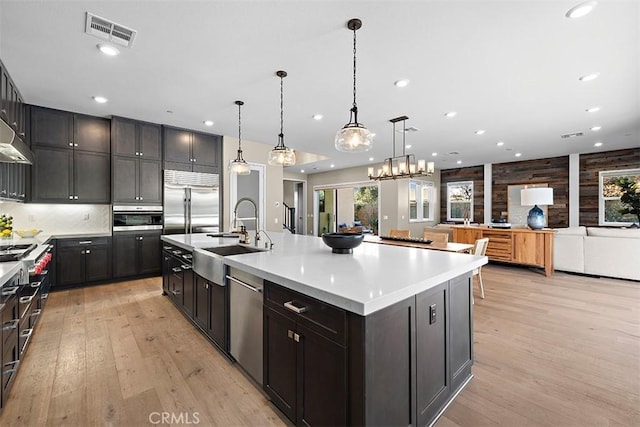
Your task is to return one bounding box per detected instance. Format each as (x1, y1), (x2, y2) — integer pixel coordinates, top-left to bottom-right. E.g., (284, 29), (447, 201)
(0, 202), (111, 235)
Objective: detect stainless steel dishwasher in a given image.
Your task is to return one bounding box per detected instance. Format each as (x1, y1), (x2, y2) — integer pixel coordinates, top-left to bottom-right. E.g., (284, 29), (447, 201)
(227, 266), (264, 385)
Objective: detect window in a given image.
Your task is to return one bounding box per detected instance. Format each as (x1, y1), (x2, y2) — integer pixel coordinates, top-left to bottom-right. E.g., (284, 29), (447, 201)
(447, 181), (473, 222)
(409, 180), (434, 222)
(599, 169), (640, 226)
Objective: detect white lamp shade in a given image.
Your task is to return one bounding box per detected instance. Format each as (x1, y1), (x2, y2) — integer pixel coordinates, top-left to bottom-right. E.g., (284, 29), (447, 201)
(521, 187), (554, 206)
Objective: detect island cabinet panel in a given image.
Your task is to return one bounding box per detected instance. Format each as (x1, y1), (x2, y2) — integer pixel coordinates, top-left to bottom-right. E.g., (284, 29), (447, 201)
(263, 282), (348, 426)
(192, 274), (228, 351)
(416, 283), (449, 426)
(448, 275), (473, 392)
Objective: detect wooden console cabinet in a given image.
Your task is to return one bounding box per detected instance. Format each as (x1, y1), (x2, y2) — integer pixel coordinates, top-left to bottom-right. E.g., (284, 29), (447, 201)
(453, 226), (555, 276)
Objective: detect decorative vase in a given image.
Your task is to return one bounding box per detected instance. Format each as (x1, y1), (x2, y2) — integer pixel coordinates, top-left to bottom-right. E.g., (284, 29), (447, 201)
(527, 205), (545, 230)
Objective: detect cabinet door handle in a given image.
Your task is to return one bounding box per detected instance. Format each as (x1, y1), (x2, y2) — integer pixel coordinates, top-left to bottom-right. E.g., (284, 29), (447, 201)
(139, 152), (143, 156)
(181, 264), (191, 270)
(294, 333), (300, 343)
(78, 241), (92, 244)
(19, 132), (25, 138)
(135, 152), (139, 156)
(204, 283), (209, 289)
(74, 196), (78, 200)
(172, 267), (182, 273)
(69, 142), (73, 146)
(74, 143), (78, 147)
(0, 109), (6, 114)
(19, 295), (35, 304)
(85, 249), (91, 254)
(284, 301), (308, 314)
(12, 121), (17, 127)
(68, 195), (74, 199)
(287, 329), (294, 339)
(2, 319), (19, 331)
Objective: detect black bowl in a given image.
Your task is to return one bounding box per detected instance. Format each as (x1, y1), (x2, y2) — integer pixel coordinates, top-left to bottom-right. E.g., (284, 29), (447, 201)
(321, 232), (364, 254)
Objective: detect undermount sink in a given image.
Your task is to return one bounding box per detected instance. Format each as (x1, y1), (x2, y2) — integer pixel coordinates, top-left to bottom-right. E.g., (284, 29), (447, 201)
(202, 245), (263, 256)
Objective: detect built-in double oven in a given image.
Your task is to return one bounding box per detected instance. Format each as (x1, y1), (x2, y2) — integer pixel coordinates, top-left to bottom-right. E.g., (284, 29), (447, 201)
(113, 206), (163, 232)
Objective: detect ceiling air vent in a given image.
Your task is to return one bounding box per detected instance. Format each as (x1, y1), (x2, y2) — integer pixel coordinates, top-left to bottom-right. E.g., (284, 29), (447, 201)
(85, 12), (137, 48)
(561, 131), (584, 139)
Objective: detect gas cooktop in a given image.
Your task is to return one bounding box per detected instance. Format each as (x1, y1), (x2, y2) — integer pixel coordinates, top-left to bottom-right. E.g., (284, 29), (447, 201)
(0, 243), (37, 262)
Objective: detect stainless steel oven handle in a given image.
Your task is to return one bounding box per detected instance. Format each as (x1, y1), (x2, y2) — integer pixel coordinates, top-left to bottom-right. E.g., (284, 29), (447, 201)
(226, 275), (262, 293)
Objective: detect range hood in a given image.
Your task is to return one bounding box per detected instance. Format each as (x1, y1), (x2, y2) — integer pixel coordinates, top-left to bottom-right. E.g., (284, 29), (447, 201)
(0, 119), (34, 164)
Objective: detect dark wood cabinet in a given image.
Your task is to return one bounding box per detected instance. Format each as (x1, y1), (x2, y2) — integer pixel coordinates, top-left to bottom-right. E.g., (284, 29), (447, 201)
(29, 106), (111, 203)
(112, 117), (162, 205)
(163, 126), (221, 173)
(194, 274), (228, 351)
(0, 59), (26, 138)
(55, 237), (112, 287)
(113, 231), (161, 278)
(0, 163), (26, 201)
(263, 282), (348, 426)
(161, 244), (194, 315)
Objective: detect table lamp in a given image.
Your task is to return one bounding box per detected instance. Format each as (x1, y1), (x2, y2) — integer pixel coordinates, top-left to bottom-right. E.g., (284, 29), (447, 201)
(520, 187), (554, 230)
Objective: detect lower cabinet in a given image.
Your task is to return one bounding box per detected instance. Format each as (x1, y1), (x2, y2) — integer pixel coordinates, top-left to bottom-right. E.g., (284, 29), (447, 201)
(113, 231), (161, 278)
(264, 282), (348, 426)
(194, 274), (227, 351)
(161, 244), (194, 317)
(55, 237), (112, 287)
(264, 274), (473, 427)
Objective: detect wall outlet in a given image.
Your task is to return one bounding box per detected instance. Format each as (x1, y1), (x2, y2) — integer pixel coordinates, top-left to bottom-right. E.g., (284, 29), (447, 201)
(83, 213), (90, 220)
(274, 217), (278, 224)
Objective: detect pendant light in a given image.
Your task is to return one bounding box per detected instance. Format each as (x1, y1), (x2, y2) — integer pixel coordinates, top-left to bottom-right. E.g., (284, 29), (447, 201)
(268, 70), (296, 166)
(335, 18), (374, 153)
(229, 100), (251, 175)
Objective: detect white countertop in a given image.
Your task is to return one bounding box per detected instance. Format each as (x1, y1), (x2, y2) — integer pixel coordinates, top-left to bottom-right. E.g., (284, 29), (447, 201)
(0, 261), (22, 287)
(162, 232), (488, 316)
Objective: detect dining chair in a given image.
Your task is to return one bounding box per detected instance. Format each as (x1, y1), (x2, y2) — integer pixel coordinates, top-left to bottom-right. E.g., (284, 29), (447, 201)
(422, 231), (448, 243)
(389, 229), (410, 238)
(473, 238), (490, 299)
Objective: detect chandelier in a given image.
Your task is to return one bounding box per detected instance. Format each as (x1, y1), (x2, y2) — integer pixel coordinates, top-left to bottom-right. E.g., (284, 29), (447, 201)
(368, 116), (434, 181)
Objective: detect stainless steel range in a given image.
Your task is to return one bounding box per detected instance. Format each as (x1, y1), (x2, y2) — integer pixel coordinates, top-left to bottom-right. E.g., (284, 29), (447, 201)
(0, 243), (36, 262)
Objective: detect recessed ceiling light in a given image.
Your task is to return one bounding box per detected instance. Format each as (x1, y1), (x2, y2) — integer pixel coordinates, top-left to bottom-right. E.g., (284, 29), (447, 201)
(330, 164), (335, 168)
(594, 142), (603, 147)
(566, 1), (597, 19)
(300, 169), (305, 173)
(515, 153), (522, 157)
(203, 120), (214, 127)
(431, 152), (438, 156)
(456, 160), (462, 164)
(405, 145), (412, 149)
(444, 112), (457, 118)
(312, 114), (323, 120)
(97, 43), (120, 56)
(579, 73), (599, 82)
(475, 130), (486, 135)
(368, 157), (374, 161)
(394, 79), (410, 88)
(92, 96), (108, 104)
(590, 126), (602, 131)
(496, 141), (505, 146)
(586, 107), (600, 113)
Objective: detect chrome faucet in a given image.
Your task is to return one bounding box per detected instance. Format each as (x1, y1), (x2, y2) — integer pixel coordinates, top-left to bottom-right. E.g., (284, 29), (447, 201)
(232, 197), (260, 246)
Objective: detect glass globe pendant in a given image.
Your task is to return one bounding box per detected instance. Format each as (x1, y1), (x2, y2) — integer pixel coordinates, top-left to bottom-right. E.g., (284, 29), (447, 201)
(335, 18), (374, 153)
(229, 100), (251, 175)
(268, 70), (296, 167)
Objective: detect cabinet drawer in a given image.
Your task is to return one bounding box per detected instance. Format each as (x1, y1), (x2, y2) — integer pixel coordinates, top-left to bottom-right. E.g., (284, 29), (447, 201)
(58, 236), (110, 248)
(265, 282), (346, 346)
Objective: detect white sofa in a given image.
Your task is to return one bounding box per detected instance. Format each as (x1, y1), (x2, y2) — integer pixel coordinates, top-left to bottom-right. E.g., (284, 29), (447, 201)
(554, 226), (640, 281)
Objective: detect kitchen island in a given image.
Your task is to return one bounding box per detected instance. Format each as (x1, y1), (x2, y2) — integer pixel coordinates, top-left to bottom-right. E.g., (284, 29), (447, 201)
(161, 232), (487, 426)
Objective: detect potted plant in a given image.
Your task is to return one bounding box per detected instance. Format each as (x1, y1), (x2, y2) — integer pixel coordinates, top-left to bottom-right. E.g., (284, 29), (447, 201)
(617, 177), (640, 227)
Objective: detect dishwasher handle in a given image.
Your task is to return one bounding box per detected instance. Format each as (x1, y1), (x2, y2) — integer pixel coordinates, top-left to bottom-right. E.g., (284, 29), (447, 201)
(226, 275), (262, 294)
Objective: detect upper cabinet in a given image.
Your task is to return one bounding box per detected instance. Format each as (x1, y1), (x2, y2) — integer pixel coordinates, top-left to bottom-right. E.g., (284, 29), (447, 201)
(163, 126), (221, 174)
(0, 59), (26, 139)
(29, 105), (111, 203)
(30, 106), (110, 153)
(111, 116), (162, 205)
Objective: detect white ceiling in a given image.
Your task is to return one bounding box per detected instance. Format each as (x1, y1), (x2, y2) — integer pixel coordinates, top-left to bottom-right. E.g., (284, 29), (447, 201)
(1, 1), (638, 173)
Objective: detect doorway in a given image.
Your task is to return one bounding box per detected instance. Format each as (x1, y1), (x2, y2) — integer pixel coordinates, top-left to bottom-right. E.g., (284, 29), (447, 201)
(283, 178), (306, 234)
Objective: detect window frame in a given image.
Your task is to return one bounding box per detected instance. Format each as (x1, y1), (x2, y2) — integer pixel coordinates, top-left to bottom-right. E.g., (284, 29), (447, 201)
(447, 181), (474, 222)
(598, 168), (640, 226)
(409, 180), (435, 223)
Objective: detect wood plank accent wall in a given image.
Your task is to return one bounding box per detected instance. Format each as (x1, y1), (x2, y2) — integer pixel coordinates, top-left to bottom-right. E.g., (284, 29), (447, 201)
(492, 156), (569, 228)
(440, 166), (484, 222)
(579, 148), (640, 226)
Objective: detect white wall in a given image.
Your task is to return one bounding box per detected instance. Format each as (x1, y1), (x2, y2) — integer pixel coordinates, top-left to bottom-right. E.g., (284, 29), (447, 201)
(223, 136), (284, 232)
(336, 188), (355, 226)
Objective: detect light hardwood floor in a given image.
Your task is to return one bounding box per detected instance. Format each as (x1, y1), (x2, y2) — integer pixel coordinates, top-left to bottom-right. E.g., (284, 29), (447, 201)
(0, 266), (638, 426)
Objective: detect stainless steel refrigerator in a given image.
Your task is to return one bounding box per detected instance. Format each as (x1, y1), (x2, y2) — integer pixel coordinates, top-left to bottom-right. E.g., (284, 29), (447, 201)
(163, 170), (220, 234)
